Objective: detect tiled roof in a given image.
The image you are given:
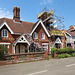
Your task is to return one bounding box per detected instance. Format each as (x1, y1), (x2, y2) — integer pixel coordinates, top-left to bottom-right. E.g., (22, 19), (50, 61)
(31, 20), (62, 36)
(66, 30), (75, 36)
(0, 18), (34, 34)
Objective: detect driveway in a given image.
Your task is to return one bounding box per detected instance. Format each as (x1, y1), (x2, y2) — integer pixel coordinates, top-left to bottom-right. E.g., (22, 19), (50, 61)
(0, 57), (75, 75)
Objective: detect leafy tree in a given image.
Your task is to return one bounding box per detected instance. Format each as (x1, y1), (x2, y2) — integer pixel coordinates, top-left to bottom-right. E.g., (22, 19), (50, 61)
(0, 45), (8, 60)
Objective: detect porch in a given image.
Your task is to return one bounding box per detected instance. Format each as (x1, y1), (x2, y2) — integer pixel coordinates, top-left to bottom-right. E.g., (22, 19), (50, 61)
(13, 43), (29, 54)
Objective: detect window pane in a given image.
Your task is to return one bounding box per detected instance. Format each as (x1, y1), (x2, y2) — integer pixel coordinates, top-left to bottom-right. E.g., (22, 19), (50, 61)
(33, 32), (37, 39)
(43, 45), (48, 50)
(2, 29), (8, 37)
(41, 33), (45, 39)
(3, 30), (4, 36)
(5, 30), (7, 36)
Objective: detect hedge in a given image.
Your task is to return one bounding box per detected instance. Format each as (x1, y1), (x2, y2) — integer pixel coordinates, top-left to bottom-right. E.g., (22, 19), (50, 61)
(51, 47), (75, 54)
(57, 54), (71, 59)
(71, 53), (75, 57)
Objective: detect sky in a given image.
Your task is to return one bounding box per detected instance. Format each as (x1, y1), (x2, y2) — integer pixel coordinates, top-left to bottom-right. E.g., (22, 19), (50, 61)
(0, 0), (75, 29)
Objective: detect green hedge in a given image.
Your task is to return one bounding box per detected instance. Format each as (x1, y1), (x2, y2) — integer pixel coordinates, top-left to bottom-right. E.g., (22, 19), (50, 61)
(51, 47), (75, 54)
(71, 53), (75, 57)
(57, 54), (71, 59)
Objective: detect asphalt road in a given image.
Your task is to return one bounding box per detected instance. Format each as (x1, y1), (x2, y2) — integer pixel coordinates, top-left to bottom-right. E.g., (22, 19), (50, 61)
(0, 57), (75, 75)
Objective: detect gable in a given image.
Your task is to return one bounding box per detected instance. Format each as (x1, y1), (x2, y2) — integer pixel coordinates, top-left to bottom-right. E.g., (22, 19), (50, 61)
(30, 20), (50, 37)
(14, 35), (30, 46)
(33, 23), (49, 40)
(54, 37), (62, 44)
(0, 22), (14, 34)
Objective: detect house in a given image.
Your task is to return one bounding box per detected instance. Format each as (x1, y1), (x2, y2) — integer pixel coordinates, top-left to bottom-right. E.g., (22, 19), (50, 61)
(30, 10), (65, 53)
(0, 7), (35, 54)
(65, 25), (75, 49)
(0, 6), (74, 55)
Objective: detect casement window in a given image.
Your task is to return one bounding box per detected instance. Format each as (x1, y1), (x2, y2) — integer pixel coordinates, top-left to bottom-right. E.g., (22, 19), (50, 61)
(41, 33), (45, 39)
(3, 44), (9, 48)
(33, 32), (38, 39)
(42, 43), (48, 50)
(2, 29), (8, 37)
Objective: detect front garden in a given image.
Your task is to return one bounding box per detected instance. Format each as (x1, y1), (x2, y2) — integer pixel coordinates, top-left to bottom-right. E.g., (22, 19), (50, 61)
(51, 47), (75, 58)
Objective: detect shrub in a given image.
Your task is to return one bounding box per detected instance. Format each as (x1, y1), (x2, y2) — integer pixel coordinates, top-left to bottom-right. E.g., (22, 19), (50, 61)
(51, 47), (57, 54)
(57, 54), (71, 59)
(0, 45), (8, 60)
(51, 47), (57, 58)
(71, 53), (75, 57)
(49, 55), (53, 59)
(57, 47), (74, 54)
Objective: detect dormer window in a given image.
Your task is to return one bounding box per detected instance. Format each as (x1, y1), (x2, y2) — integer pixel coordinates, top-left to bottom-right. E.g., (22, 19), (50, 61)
(2, 29), (8, 37)
(41, 33), (45, 39)
(33, 32), (38, 39)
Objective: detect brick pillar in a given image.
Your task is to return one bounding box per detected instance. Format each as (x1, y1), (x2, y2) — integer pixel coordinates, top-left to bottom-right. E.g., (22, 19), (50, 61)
(31, 54), (33, 58)
(54, 53), (57, 58)
(44, 51), (48, 58)
(14, 56), (17, 60)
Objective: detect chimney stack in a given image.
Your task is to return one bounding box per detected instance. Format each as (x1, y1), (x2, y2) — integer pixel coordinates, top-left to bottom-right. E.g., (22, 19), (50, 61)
(13, 6), (20, 22)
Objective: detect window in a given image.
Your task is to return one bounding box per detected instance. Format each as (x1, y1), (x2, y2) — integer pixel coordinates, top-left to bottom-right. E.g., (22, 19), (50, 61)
(33, 32), (38, 39)
(3, 44), (9, 48)
(42, 43), (48, 51)
(3, 44), (9, 54)
(2, 29), (8, 37)
(41, 33), (45, 39)
(74, 41), (75, 45)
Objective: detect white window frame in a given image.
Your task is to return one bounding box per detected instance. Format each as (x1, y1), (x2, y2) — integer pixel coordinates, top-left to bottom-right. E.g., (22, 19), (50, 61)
(2, 29), (8, 37)
(42, 43), (48, 50)
(33, 32), (38, 39)
(41, 33), (45, 39)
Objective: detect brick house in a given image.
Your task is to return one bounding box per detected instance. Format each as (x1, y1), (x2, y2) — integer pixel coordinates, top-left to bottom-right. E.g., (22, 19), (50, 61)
(0, 6), (75, 55)
(0, 7), (35, 54)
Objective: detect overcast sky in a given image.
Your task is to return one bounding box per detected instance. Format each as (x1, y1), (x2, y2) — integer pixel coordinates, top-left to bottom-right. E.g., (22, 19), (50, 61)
(0, 0), (75, 29)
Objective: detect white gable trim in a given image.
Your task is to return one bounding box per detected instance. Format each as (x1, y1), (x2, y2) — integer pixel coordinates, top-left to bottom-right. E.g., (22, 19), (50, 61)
(0, 43), (10, 45)
(30, 20), (50, 37)
(54, 37), (62, 46)
(14, 35), (30, 46)
(66, 32), (71, 37)
(0, 22), (14, 34)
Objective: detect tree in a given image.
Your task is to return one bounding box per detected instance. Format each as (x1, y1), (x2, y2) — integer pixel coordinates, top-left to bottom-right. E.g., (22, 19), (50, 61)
(0, 45), (8, 60)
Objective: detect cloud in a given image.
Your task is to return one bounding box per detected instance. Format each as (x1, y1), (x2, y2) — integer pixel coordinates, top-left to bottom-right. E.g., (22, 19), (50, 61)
(0, 8), (13, 19)
(40, 0), (53, 5)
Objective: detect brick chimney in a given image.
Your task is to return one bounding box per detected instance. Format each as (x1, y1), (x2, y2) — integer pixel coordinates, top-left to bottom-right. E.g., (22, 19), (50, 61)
(13, 6), (20, 22)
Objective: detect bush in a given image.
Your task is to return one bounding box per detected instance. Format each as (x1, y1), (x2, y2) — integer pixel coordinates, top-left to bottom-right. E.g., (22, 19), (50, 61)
(51, 47), (57, 54)
(57, 54), (71, 59)
(0, 45), (8, 60)
(54, 47), (74, 54)
(71, 53), (75, 57)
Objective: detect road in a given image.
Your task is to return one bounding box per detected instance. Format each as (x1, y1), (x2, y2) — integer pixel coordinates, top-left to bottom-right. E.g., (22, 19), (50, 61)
(0, 57), (75, 75)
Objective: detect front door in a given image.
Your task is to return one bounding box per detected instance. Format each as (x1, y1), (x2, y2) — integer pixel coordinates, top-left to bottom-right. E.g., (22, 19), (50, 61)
(20, 44), (25, 53)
